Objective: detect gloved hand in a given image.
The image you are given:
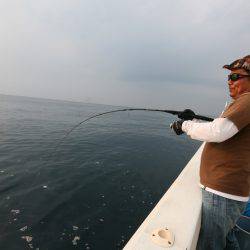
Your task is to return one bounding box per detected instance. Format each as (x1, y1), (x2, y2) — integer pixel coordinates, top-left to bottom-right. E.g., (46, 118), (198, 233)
(170, 120), (184, 135)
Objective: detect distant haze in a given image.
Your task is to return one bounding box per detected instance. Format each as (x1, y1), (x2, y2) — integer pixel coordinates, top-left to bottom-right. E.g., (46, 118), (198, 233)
(0, 0), (249, 115)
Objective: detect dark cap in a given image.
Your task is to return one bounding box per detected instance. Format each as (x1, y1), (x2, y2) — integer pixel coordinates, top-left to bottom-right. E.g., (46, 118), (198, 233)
(223, 55), (250, 74)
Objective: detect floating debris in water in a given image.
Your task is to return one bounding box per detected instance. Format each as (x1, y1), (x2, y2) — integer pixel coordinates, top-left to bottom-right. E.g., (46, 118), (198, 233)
(72, 236), (80, 246)
(73, 226), (78, 231)
(20, 226), (28, 232)
(28, 243), (34, 249)
(0, 170), (5, 173)
(99, 218), (104, 222)
(6, 196), (10, 200)
(11, 209), (20, 215)
(42, 185), (48, 189)
(21, 236), (33, 243)
(124, 170), (130, 175)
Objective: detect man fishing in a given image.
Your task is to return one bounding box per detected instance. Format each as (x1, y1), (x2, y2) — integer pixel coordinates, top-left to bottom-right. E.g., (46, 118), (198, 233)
(171, 55), (250, 249)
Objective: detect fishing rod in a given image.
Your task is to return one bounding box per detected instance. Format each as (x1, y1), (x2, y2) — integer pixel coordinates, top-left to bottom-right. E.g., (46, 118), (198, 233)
(52, 108), (213, 154)
(7, 108), (213, 235)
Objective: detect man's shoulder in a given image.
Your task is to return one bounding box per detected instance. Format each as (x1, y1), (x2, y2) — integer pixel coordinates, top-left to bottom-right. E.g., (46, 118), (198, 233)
(222, 92), (250, 129)
(238, 92), (250, 100)
(232, 92), (250, 107)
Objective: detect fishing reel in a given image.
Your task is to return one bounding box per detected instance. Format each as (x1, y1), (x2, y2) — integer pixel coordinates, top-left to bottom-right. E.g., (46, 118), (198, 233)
(177, 109), (196, 121)
(170, 109), (213, 122)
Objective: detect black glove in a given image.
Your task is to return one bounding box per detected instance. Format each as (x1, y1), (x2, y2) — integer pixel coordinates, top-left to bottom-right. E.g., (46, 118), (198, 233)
(170, 120), (184, 135)
(178, 109), (195, 121)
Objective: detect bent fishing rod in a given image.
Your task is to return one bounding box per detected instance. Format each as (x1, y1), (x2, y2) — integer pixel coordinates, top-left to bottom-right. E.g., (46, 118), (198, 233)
(52, 108), (213, 154)
(41, 108), (214, 182)
(2, 109), (213, 237)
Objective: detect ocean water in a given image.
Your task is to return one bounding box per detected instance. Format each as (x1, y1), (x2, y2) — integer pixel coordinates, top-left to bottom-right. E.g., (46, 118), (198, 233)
(0, 94), (201, 250)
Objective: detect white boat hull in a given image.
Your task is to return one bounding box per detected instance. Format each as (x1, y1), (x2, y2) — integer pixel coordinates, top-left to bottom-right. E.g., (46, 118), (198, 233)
(124, 143), (205, 250)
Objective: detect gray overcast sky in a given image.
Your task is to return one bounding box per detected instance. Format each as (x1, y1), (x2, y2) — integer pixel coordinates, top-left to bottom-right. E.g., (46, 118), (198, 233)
(0, 0), (249, 115)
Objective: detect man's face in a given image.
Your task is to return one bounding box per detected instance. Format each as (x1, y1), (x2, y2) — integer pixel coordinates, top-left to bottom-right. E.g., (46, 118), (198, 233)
(228, 69), (250, 99)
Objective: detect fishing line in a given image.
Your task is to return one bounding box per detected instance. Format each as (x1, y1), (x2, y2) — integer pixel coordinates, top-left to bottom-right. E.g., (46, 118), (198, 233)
(36, 107), (214, 187)
(1, 107), (213, 239)
(42, 107), (214, 199)
(9, 107), (214, 192)
(51, 107), (213, 156)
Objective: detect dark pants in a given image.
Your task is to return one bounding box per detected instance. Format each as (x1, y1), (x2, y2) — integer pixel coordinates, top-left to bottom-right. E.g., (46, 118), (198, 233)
(196, 189), (247, 250)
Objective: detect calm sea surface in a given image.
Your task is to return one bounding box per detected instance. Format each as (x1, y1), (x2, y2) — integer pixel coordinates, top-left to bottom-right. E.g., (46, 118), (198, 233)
(0, 94), (201, 250)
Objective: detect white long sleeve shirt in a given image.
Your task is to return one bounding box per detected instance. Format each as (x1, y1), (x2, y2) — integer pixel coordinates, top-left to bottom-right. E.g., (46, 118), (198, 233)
(182, 118), (239, 143)
(181, 116), (249, 202)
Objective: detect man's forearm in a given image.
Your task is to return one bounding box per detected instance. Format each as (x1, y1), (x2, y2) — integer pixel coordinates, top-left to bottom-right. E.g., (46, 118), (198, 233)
(182, 118), (238, 142)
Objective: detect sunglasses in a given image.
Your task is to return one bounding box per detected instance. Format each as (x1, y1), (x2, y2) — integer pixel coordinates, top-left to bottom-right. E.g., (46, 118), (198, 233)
(228, 73), (250, 82)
